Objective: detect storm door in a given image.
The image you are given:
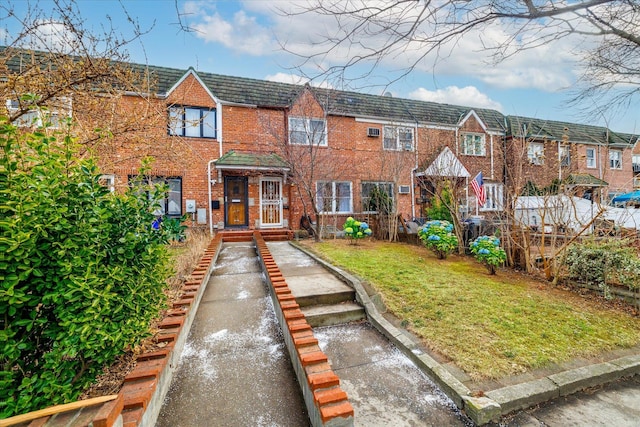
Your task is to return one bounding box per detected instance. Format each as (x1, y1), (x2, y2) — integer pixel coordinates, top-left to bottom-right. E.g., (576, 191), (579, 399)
(260, 177), (283, 228)
(224, 176), (248, 227)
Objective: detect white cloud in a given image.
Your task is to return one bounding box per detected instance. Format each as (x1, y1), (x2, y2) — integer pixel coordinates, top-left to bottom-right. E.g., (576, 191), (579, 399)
(408, 86), (503, 111)
(186, 3), (275, 56)
(17, 20), (80, 53)
(184, 1), (588, 93)
(264, 72), (308, 85)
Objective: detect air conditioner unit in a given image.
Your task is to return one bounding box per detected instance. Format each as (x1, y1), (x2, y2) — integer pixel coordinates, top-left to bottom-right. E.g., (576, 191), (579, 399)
(367, 127), (380, 137)
(403, 142), (413, 151)
(398, 185), (411, 194)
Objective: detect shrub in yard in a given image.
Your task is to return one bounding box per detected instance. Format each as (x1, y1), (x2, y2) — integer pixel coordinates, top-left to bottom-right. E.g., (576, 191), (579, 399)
(565, 238), (640, 299)
(470, 235), (506, 275)
(0, 119), (172, 417)
(343, 216), (372, 244)
(418, 220), (458, 259)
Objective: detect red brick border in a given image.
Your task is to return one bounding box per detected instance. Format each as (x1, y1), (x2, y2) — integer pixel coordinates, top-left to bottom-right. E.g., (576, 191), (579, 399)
(253, 231), (354, 427)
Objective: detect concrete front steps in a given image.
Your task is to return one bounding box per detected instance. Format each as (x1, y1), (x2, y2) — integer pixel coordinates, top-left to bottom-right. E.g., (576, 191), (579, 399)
(301, 302), (365, 327)
(218, 229), (292, 242)
(265, 242), (365, 327)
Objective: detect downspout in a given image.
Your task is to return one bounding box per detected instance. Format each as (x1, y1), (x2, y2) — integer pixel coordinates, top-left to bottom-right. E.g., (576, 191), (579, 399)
(490, 134), (495, 180)
(207, 159), (218, 236)
(411, 122), (419, 219)
(208, 100), (224, 236)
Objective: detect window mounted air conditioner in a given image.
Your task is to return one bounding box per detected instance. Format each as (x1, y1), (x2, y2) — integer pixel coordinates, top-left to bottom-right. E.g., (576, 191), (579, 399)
(403, 142), (413, 151)
(398, 185), (411, 194)
(367, 127), (380, 137)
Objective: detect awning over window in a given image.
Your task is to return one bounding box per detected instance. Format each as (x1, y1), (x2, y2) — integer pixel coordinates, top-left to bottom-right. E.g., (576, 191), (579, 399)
(214, 150), (290, 172)
(562, 173), (608, 188)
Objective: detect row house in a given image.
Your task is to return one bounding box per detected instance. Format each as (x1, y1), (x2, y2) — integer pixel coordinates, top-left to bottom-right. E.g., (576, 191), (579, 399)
(3, 49), (638, 232)
(505, 116), (638, 202)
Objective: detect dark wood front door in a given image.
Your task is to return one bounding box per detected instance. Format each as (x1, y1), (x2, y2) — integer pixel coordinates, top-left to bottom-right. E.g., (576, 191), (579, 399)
(224, 176), (248, 227)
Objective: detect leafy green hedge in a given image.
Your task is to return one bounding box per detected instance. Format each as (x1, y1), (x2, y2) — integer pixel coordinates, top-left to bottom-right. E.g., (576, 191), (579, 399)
(0, 119), (172, 417)
(565, 238), (640, 297)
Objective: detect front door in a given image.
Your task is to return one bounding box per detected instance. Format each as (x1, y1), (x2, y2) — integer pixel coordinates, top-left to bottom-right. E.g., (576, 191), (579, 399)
(224, 176), (248, 227)
(260, 177), (283, 228)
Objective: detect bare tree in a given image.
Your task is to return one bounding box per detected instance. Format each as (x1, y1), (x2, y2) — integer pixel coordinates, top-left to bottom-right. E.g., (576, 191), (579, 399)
(278, 1), (639, 114)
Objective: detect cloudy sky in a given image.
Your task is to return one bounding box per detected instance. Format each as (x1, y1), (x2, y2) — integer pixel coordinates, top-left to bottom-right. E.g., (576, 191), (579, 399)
(2, 0), (638, 134)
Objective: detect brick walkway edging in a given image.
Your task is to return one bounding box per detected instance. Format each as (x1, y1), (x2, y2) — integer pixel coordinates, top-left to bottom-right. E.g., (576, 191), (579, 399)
(290, 241), (640, 426)
(253, 231), (355, 427)
(3, 235), (223, 427)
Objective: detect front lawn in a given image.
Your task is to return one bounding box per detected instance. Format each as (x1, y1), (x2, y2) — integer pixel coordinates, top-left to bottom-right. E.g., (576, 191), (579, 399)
(300, 240), (640, 380)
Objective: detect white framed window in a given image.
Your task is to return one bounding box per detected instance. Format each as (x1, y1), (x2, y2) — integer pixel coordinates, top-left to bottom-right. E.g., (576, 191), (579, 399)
(99, 174), (116, 193)
(289, 117), (327, 146)
(528, 142), (544, 165)
(130, 176), (183, 217)
(633, 154), (640, 173)
(609, 149), (622, 169)
(461, 133), (486, 156)
(168, 105), (216, 138)
(559, 145), (570, 167)
(361, 182), (394, 212)
(316, 181), (352, 213)
(6, 97), (71, 128)
(586, 148), (597, 168)
(383, 126), (414, 151)
(479, 183), (504, 212)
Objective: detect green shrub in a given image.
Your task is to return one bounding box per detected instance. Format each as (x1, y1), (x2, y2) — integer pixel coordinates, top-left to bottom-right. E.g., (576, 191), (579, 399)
(565, 238), (640, 298)
(343, 217), (372, 244)
(470, 235), (506, 275)
(0, 118), (172, 417)
(418, 220), (458, 259)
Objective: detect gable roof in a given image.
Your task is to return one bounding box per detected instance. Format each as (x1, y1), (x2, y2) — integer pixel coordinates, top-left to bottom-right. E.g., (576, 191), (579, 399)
(417, 147), (470, 178)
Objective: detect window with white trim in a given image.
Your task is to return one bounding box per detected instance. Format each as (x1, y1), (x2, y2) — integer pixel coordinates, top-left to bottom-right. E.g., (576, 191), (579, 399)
(559, 145), (570, 167)
(461, 133), (486, 156)
(383, 126), (414, 151)
(586, 148), (597, 168)
(130, 176), (182, 217)
(361, 182), (394, 212)
(609, 149), (622, 169)
(316, 181), (352, 213)
(6, 97), (71, 128)
(528, 142), (544, 165)
(479, 183), (504, 212)
(168, 105), (216, 138)
(99, 174), (116, 193)
(289, 117), (327, 146)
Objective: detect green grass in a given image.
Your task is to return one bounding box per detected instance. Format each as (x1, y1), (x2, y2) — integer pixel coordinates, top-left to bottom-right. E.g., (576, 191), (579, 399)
(303, 240), (640, 380)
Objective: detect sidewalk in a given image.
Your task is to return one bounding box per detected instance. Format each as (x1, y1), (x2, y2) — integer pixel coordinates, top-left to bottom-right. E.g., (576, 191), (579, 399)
(156, 242), (308, 426)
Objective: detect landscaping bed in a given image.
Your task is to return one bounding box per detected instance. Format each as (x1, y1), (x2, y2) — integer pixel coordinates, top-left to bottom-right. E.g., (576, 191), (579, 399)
(299, 239), (640, 381)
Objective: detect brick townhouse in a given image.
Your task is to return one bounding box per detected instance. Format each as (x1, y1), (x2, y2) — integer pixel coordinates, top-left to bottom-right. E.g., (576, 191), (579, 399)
(2, 49), (638, 233)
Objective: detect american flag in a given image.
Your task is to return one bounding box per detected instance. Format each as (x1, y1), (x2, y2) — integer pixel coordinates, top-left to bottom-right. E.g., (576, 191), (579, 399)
(471, 172), (486, 207)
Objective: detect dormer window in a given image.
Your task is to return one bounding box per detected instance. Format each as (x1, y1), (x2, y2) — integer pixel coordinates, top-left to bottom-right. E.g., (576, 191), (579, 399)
(168, 105), (216, 138)
(461, 133), (485, 156)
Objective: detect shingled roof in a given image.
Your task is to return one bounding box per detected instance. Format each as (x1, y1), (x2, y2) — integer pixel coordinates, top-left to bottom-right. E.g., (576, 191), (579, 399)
(506, 116), (638, 147)
(1, 46), (635, 142)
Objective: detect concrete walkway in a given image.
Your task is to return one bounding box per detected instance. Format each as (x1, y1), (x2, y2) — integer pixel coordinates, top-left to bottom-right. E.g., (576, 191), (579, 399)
(268, 241), (473, 426)
(157, 242), (308, 426)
